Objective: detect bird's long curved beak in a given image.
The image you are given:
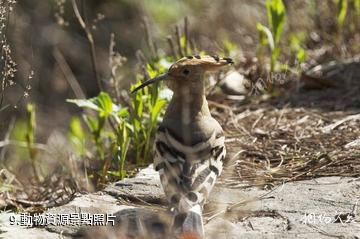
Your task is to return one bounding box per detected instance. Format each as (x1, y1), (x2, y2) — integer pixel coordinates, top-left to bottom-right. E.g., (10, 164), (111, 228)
(131, 73), (168, 94)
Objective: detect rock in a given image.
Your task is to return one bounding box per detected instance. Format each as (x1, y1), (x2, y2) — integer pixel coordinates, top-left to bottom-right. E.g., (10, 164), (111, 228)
(301, 57), (360, 90)
(221, 71), (248, 95)
(1, 165), (359, 239)
(44, 193), (128, 236)
(206, 177), (360, 238)
(104, 164), (166, 204)
(80, 208), (173, 239)
(0, 211), (67, 239)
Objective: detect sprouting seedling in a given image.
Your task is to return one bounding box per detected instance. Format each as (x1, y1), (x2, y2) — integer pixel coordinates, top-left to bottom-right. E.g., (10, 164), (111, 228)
(256, 0), (286, 72)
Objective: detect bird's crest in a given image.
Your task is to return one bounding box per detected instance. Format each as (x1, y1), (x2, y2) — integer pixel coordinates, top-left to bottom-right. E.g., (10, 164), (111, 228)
(170, 55), (233, 70)
(131, 55), (233, 93)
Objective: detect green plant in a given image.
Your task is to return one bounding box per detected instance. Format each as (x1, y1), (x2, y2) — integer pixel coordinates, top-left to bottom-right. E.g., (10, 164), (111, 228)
(68, 117), (86, 157)
(289, 33), (306, 65)
(336, 0), (348, 29)
(67, 92), (131, 181)
(354, 0), (360, 16)
(130, 63), (167, 165)
(256, 0), (286, 72)
(165, 17), (195, 59)
(112, 118), (131, 179)
(25, 103), (40, 182)
(335, 0), (360, 32)
(222, 38), (238, 57)
(69, 92), (111, 161)
(67, 75), (168, 181)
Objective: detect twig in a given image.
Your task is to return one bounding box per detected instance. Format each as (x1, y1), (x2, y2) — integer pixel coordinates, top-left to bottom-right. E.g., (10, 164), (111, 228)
(229, 149), (246, 161)
(0, 139), (49, 152)
(108, 32), (119, 101)
(321, 113), (360, 133)
(273, 107), (286, 130)
(251, 113), (264, 130)
(207, 100), (233, 111)
(143, 18), (157, 59)
(53, 48), (86, 99)
(166, 36), (177, 59)
(184, 17), (189, 56)
(108, 33), (127, 104)
(175, 25), (183, 57)
(344, 138), (360, 149)
(71, 0), (102, 91)
(306, 224), (344, 238)
(189, 38), (196, 53)
(0, 117), (15, 163)
(0, 169), (23, 190)
(206, 72), (222, 96)
(205, 187), (278, 223)
(136, 49), (148, 70)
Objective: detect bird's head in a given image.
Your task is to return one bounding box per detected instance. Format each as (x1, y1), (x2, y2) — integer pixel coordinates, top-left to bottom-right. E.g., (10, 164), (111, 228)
(131, 55), (233, 93)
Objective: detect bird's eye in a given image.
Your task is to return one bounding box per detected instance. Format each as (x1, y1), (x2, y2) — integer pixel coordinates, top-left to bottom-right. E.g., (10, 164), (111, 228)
(182, 69), (190, 75)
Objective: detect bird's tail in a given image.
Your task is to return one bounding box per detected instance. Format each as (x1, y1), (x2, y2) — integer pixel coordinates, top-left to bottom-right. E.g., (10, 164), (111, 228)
(172, 204), (204, 239)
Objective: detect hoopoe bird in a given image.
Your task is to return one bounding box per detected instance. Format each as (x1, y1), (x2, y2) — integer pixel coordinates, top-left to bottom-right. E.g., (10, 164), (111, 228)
(132, 55), (233, 238)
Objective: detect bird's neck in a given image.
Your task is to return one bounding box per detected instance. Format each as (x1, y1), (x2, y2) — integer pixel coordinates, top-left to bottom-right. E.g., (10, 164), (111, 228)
(163, 87), (211, 145)
(166, 85), (210, 120)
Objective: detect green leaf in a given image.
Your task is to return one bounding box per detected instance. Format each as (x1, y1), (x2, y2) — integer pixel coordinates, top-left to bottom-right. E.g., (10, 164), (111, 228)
(67, 92), (115, 118)
(128, 62), (168, 164)
(337, 0), (348, 28)
(69, 117), (85, 140)
(256, 23), (274, 49)
(66, 99), (100, 111)
(151, 99), (166, 123)
(10, 120), (27, 141)
(354, 0), (360, 16)
(83, 115), (98, 133)
(9, 120), (28, 159)
(296, 48), (306, 63)
(107, 171), (121, 177)
(149, 83), (159, 106)
(222, 38), (237, 55)
(68, 117), (86, 156)
(289, 33), (306, 64)
(95, 92), (113, 118)
(131, 86), (144, 119)
(118, 107), (129, 118)
(266, 0), (286, 45)
(146, 64), (158, 79)
(270, 47), (281, 72)
(26, 103), (36, 145)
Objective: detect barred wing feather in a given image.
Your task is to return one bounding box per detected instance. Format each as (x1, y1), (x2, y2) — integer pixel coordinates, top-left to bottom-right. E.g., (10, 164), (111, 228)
(154, 127), (225, 213)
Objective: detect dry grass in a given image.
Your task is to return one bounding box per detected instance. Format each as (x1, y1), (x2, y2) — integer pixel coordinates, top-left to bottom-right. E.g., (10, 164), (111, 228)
(216, 76), (360, 189)
(0, 168), (77, 210)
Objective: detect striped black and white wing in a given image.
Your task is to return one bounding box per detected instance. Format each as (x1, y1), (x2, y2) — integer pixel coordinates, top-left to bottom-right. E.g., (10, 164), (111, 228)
(154, 127), (226, 213)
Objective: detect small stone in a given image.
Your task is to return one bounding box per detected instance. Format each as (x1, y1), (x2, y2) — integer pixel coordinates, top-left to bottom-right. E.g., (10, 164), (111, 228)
(220, 71), (248, 95)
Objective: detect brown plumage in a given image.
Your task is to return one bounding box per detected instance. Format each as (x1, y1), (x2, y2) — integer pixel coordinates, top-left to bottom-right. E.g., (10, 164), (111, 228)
(132, 55), (233, 238)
